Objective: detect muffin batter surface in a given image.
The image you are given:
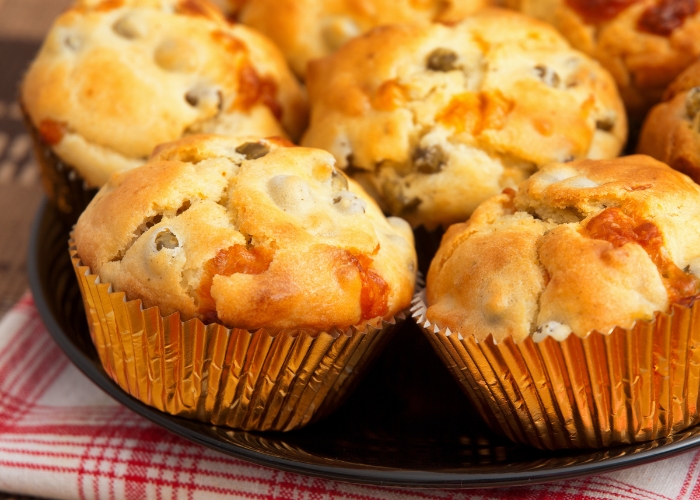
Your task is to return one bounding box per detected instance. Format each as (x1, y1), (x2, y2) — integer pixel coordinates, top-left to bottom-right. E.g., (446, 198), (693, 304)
(302, 9), (626, 229)
(427, 155), (700, 342)
(74, 135), (417, 332)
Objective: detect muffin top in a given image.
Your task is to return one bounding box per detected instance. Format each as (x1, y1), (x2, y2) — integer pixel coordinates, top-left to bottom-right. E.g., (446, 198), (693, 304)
(302, 8), (627, 230)
(234, 0), (490, 78)
(507, 0), (700, 120)
(638, 58), (700, 183)
(426, 155), (700, 343)
(73, 135), (417, 332)
(21, 0), (307, 187)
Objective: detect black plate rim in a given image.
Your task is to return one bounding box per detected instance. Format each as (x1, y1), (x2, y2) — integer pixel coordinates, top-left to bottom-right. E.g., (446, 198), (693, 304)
(27, 199), (700, 489)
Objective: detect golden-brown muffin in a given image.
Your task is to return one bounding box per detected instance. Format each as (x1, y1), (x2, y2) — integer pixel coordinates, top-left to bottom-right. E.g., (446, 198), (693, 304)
(426, 155), (700, 343)
(233, 0), (491, 78)
(507, 0), (700, 121)
(21, 0), (307, 188)
(302, 9), (627, 230)
(74, 135), (417, 332)
(638, 58), (700, 182)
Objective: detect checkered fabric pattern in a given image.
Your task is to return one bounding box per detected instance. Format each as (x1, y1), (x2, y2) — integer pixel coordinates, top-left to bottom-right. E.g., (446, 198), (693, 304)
(3, 296), (700, 499)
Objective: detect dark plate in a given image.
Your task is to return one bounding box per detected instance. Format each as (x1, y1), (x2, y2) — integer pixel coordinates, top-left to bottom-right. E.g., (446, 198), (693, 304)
(27, 199), (700, 489)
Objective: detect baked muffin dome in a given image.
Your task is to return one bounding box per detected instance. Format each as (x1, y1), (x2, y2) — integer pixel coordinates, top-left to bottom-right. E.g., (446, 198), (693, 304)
(21, 0), (307, 188)
(426, 155), (700, 343)
(507, 0), (700, 121)
(638, 58), (700, 183)
(73, 135), (417, 332)
(301, 9), (627, 230)
(233, 0), (490, 78)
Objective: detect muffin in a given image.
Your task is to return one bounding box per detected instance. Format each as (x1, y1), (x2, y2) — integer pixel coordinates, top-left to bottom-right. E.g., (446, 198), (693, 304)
(415, 155), (700, 449)
(232, 0), (491, 78)
(71, 134), (417, 431)
(302, 8), (627, 230)
(638, 58), (700, 183)
(507, 0), (700, 121)
(21, 0), (307, 219)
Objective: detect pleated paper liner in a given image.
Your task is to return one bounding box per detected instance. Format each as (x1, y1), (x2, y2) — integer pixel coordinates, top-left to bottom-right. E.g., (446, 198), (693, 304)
(411, 289), (700, 450)
(21, 103), (98, 228)
(69, 242), (404, 432)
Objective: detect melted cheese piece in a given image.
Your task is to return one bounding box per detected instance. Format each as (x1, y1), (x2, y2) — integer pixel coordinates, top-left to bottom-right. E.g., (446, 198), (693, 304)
(583, 207), (700, 304)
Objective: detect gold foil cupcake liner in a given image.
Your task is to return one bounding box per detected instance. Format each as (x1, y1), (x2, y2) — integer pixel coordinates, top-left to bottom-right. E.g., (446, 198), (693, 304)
(69, 242), (403, 432)
(412, 290), (700, 450)
(21, 103), (98, 225)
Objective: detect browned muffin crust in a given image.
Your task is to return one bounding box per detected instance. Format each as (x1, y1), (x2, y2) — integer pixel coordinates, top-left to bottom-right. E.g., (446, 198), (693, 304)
(508, 0), (700, 121)
(74, 135), (417, 332)
(233, 0), (491, 78)
(638, 58), (700, 182)
(427, 155), (700, 343)
(302, 8), (627, 230)
(21, 0), (307, 187)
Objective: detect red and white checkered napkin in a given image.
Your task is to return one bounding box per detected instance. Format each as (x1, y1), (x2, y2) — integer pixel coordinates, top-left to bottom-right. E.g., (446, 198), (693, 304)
(3, 295), (700, 500)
